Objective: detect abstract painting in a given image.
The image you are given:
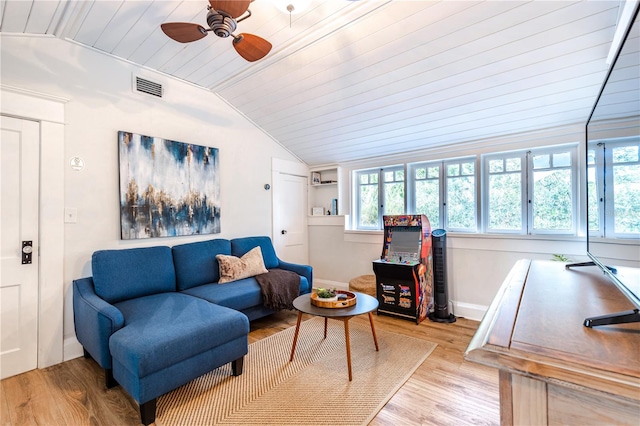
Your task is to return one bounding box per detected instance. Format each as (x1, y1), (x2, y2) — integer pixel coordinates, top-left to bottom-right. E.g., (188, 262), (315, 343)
(118, 131), (220, 239)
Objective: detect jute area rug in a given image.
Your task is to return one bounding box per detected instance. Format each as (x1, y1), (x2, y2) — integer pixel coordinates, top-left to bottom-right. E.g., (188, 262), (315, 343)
(156, 316), (437, 425)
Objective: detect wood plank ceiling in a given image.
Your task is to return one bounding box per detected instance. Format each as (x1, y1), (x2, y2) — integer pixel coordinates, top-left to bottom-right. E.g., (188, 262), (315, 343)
(0, 0), (627, 166)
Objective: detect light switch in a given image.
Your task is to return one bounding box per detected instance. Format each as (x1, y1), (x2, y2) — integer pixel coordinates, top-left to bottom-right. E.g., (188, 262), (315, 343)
(65, 207), (78, 223)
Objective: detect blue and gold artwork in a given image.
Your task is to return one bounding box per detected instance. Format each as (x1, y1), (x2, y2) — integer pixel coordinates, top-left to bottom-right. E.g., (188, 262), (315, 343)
(118, 131), (220, 239)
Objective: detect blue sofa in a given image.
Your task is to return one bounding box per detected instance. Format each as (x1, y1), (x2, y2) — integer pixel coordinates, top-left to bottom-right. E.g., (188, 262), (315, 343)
(73, 236), (312, 425)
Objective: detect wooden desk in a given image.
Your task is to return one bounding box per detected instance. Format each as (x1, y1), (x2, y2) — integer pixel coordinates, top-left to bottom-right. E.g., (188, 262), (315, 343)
(465, 259), (640, 425)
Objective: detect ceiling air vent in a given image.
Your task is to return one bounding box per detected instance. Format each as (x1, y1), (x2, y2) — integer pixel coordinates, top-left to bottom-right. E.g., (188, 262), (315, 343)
(134, 76), (163, 98)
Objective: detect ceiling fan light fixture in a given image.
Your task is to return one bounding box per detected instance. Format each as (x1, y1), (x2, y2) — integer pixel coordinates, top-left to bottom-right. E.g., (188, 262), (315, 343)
(206, 9), (237, 38)
(271, 0), (311, 15)
(161, 0), (271, 62)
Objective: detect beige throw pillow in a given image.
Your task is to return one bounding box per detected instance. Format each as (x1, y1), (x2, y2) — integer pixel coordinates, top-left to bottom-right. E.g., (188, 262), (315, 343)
(216, 246), (268, 284)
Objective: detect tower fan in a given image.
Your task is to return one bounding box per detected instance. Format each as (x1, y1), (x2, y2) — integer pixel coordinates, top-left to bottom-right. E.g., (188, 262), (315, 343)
(428, 229), (456, 323)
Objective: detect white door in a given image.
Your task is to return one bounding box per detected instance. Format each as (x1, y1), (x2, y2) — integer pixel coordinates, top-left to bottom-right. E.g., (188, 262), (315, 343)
(1, 115), (40, 380)
(273, 172), (308, 264)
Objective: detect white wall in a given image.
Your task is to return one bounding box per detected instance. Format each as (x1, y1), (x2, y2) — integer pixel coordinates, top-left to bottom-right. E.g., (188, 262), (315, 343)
(0, 35), (302, 359)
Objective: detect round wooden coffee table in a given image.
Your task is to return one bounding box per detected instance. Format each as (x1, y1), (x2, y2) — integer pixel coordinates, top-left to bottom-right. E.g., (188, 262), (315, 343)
(289, 292), (379, 381)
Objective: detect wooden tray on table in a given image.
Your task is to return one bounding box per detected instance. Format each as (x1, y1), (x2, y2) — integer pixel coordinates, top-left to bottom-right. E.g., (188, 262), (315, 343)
(310, 290), (357, 308)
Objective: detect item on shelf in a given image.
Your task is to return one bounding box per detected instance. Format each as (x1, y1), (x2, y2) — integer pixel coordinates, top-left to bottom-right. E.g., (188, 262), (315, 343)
(311, 172), (321, 185)
(331, 198), (338, 215)
(312, 207), (324, 216)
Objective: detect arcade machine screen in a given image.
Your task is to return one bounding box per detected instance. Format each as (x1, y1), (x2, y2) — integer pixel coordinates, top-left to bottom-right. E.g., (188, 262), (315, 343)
(384, 227), (421, 264)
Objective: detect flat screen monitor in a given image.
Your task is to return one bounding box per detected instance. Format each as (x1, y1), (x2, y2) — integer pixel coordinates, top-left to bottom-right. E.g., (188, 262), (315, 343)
(576, 4), (640, 327)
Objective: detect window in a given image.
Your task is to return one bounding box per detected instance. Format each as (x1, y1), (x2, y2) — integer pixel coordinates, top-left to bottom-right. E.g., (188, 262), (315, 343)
(610, 142), (640, 235)
(529, 149), (576, 233)
(589, 138), (640, 238)
(355, 166), (405, 229)
(356, 170), (379, 229)
(445, 159), (477, 231)
(352, 146), (580, 234)
(587, 146), (600, 233)
(382, 168), (405, 216)
(407, 158), (477, 230)
(408, 162), (441, 227)
(485, 154), (524, 232)
(482, 147), (577, 234)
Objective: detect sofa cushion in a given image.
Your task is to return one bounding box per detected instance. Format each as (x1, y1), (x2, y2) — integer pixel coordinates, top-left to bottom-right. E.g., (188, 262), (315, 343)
(230, 236), (279, 269)
(172, 239), (231, 291)
(180, 277), (264, 311)
(110, 292), (249, 378)
(92, 246), (176, 304)
(217, 246), (268, 284)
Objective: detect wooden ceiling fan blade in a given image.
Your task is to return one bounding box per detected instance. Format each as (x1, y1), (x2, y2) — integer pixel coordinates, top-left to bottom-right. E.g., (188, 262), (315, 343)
(209, 0), (251, 18)
(233, 33), (272, 62)
(161, 22), (208, 43)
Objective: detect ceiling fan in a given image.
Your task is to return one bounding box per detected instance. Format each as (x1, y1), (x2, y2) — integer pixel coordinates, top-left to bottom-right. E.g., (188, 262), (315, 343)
(161, 0), (272, 62)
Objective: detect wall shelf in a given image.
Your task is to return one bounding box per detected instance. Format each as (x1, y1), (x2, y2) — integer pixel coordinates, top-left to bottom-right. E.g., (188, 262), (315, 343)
(309, 166), (341, 216)
(308, 215), (345, 226)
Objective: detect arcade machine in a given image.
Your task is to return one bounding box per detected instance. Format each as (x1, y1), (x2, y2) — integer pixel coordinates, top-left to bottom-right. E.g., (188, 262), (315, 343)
(372, 215), (434, 323)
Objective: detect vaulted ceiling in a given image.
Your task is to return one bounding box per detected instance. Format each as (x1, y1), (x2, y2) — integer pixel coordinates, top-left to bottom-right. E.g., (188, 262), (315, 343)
(0, 1), (629, 166)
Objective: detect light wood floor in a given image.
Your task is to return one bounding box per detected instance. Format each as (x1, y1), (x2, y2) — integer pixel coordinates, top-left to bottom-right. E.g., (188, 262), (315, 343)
(1, 311), (499, 425)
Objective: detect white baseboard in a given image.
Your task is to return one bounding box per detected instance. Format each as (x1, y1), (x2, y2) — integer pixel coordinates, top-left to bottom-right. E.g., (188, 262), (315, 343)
(451, 301), (487, 322)
(64, 336), (84, 361)
(312, 282), (487, 322)
(313, 278), (349, 291)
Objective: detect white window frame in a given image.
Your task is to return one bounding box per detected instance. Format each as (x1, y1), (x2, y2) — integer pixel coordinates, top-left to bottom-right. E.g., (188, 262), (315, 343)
(352, 146), (581, 235)
(354, 167), (381, 230)
(482, 152), (527, 234)
(481, 146), (578, 235)
(526, 146), (578, 235)
(587, 142), (605, 237)
(354, 165), (405, 230)
(590, 137), (640, 239)
(381, 165), (407, 219)
(407, 161), (444, 229)
(444, 157), (478, 233)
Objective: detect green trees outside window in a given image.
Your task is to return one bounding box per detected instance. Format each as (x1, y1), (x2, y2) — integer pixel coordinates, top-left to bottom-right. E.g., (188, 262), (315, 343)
(487, 157), (522, 230)
(353, 140), (639, 238)
(589, 139), (640, 237)
(531, 151), (574, 232)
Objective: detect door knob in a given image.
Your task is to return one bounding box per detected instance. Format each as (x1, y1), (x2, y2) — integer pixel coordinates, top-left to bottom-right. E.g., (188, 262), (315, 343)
(22, 241), (33, 264)
(281, 230), (287, 235)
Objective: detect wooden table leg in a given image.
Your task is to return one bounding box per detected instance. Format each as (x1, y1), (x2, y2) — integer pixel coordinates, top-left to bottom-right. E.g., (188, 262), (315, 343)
(343, 319), (353, 381)
(289, 311), (304, 362)
(324, 317), (328, 339)
(368, 312), (379, 351)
